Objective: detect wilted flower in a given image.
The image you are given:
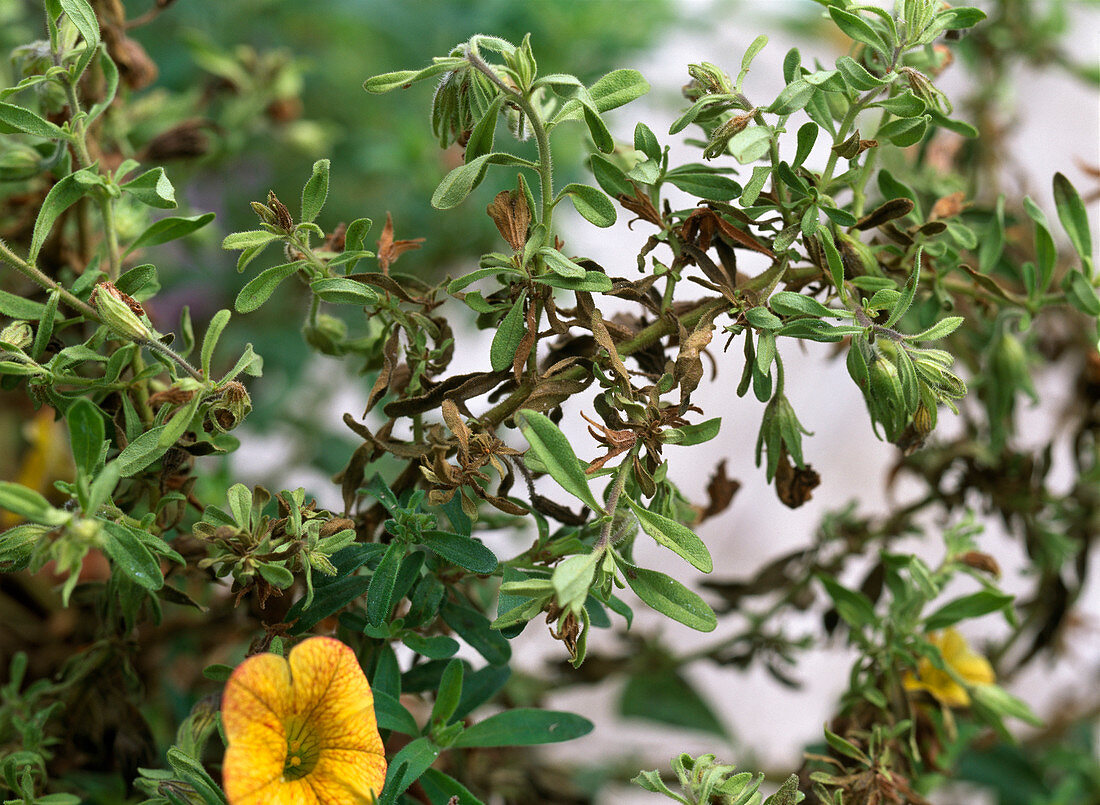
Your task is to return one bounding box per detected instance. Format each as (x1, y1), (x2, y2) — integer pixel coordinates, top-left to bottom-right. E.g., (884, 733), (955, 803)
(221, 636), (386, 804)
(903, 628), (995, 707)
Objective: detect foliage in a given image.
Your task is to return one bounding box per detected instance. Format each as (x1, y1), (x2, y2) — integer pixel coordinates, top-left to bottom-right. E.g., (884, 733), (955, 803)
(0, 1), (1097, 804)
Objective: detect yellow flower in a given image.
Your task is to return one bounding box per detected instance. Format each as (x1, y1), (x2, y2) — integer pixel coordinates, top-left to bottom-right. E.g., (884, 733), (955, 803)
(221, 636), (386, 804)
(903, 628), (995, 708)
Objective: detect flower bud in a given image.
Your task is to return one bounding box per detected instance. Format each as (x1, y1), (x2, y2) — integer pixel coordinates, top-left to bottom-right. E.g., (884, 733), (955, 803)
(208, 381), (252, 433)
(0, 321), (33, 351)
(303, 314), (347, 355)
(702, 110), (754, 160)
(686, 62), (733, 95)
(90, 281), (154, 341)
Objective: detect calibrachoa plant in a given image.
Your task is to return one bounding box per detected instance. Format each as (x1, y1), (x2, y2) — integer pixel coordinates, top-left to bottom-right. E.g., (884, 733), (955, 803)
(0, 1), (1097, 804)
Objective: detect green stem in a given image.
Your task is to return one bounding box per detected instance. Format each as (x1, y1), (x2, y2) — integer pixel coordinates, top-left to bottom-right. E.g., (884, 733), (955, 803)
(0, 238), (100, 320)
(138, 337), (205, 382)
(466, 49), (554, 243)
(594, 456), (631, 551)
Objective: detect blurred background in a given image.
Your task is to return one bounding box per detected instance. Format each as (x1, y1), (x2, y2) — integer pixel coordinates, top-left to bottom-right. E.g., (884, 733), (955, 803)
(1, 1), (1098, 802)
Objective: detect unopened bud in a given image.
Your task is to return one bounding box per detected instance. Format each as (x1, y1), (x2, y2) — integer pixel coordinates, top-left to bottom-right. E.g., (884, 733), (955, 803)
(686, 62), (733, 95)
(267, 191), (294, 233)
(703, 110), (754, 160)
(0, 321), (33, 350)
(303, 314), (347, 355)
(91, 281), (153, 341)
(208, 381), (252, 433)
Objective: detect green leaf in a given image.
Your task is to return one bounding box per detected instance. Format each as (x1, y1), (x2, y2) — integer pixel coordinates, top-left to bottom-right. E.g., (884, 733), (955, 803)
(767, 79), (815, 116)
(373, 689), (419, 735)
(0, 101), (68, 140)
(625, 496), (711, 572)
(665, 170), (742, 201)
(114, 426), (169, 476)
(634, 122), (661, 161)
(380, 737), (439, 802)
(199, 309), (231, 380)
(738, 34), (769, 90)
(67, 398), (104, 477)
(1052, 172), (1093, 268)
(453, 708), (593, 747)
(287, 573), (375, 635)
(465, 95), (504, 164)
(431, 658), (464, 725)
(0, 482), (65, 525)
(924, 590), (1014, 630)
(101, 521), (164, 590)
(0, 289), (46, 320)
(819, 575), (877, 629)
(622, 563), (717, 631)
(905, 316), (964, 341)
(440, 600), (511, 666)
(362, 59), (462, 93)
(30, 169), (98, 262)
(728, 126), (773, 164)
(552, 552), (600, 610)
(836, 56), (888, 91)
(517, 410), (603, 513)
(490, 295), (526, 372)
(558, 183), (616, 228)
(582, 104), (614, 153)
(367, 541), (404, 626)
(126, 212), (215, 255)
(532, 270), (612, 292)
(401, 633), (459, 660)
(620, 667), (726, 736)
(157, 391), (203, 449)
(769, 291), (833, 318)
(873, 89), (926, 117)
(885, 247), (921, 328)
(590, 154), (633, 198)
(418, 769), (484, 805)
(1063, 270), (1100, 317)
(419, 531), (497, 574)
(663, 417), (722, 446)
(121, 167), (176, 209)
(876, 114), (930, 147)
(588, 68), (650, 113)
(222, 229), (280, 251)
(235, 262), (305, 313)
(310, 277), (380, 306)
(431, 152), (532, 210)
(59, 0), (100, 47)
(829, 6), (889, 55)
(936, 7), (988, 30)
(258, 563), (294, 589)
(300, 159), (329, 223)
(741, 165), (771, 206)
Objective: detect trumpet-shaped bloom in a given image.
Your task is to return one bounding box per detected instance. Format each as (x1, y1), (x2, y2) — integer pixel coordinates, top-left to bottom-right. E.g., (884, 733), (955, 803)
(903, 628), (995, 708)
(221, 636), (386, 804)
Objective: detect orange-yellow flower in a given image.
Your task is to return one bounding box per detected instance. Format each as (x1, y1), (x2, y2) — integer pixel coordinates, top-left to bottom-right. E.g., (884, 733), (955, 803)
(903, 628), (995, 708)
(221, 636), (386, 804)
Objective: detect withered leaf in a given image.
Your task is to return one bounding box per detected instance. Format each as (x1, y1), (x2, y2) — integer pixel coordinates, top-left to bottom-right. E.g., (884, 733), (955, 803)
(590, 309), (629, 381)
(522, 376), (593, 414)
(441, 399), (470, 456)
(675, 317), (715, 405)
(855, 198), (915, 231)
(365, 329), (400, 414)
(775, 450), (820, 509)
(487, 188), (530, 252)
(382, 370), (509, 419)
(377, 211), (425, 274)
(695, 459), (740, 524)
(929, 191), (966, 220)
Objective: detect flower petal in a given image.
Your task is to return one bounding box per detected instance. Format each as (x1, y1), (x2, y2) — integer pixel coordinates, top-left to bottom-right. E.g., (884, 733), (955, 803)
(310, 749), (387, 803)
(288, 637), (384, 755)
(222, 653), (295, 802)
